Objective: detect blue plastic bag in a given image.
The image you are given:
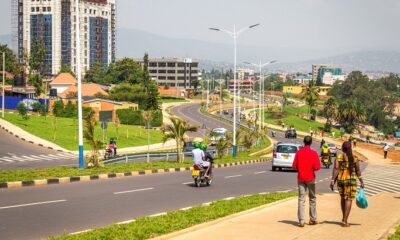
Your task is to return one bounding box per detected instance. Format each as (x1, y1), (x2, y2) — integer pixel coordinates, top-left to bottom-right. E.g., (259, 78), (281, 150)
(356, 188), (368, 209)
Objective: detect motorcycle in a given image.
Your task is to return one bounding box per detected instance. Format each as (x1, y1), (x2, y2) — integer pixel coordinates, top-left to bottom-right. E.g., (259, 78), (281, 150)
(104, 148), (116, 160)
(192, 163), (213, 187)
(321, 154), (331, 169)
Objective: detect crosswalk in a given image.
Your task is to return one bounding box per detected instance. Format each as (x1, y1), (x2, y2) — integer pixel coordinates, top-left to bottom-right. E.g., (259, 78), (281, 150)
(0, 153), (77, 164)
(362, 164), (400, 196)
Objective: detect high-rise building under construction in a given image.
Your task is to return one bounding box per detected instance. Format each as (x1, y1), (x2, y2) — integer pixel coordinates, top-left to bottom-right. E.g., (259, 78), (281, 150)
(12, 0), (116, 76)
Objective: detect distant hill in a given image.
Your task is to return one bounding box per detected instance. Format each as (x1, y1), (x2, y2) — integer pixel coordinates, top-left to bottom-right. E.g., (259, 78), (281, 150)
(2, 30), (400, 73)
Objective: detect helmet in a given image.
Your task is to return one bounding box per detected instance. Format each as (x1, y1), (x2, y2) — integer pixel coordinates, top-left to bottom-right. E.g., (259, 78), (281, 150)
(323, 144), (328, 148)
(193, 142), (200, 149)
(337, 154), (343, 160)
(200, 143), (207, 151)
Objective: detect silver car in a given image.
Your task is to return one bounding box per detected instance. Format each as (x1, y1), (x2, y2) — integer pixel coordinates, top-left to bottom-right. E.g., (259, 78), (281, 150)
(272, 143), (302, 171)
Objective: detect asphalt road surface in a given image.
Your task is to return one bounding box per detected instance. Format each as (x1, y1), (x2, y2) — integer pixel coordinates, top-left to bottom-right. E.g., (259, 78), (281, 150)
(0, 162), (335, 240)
(0, 128), (78, 170)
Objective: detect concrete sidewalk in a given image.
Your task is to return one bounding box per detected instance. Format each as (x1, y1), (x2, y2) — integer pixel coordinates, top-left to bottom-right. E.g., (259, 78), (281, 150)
(156, 193), (400, 240)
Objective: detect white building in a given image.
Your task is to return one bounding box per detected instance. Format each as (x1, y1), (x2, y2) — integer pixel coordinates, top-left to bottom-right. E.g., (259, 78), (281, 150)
(322, 72), (346, 85)
(13, 0), (116, 76)
(237, 68), (254, 80)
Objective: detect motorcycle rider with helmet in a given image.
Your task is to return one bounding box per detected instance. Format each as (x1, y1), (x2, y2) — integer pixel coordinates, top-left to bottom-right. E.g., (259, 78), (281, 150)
(192, 142), (211, 178)
(200, 143), (213, 176)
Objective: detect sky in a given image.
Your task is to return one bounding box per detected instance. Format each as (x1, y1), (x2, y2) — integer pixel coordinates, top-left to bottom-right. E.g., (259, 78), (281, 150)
(1, 0), (400, 61)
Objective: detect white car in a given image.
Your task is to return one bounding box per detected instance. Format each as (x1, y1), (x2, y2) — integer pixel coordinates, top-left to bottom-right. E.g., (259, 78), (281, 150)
(272, 143), (302, 171)
(210, 128), (227, 145)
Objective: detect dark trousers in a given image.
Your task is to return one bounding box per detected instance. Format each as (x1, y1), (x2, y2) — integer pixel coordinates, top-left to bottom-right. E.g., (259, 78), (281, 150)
(384, 151), (388, 159)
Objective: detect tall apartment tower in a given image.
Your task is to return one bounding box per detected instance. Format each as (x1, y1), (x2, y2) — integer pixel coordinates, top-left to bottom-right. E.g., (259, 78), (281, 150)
(12, 0), (116, 76)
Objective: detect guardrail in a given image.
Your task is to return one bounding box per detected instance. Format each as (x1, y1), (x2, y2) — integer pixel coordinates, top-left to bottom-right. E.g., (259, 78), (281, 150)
(103, 149), (218, 164)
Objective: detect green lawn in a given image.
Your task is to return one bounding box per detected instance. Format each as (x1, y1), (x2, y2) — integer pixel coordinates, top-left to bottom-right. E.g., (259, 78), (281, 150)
(4, 112), (163, 151)
(389, 226), (400, 240)
(263, 106), (340, 136)
(49, 192), (296, 240)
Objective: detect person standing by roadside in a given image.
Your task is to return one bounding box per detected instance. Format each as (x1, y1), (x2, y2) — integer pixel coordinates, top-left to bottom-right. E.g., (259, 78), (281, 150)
(292, 136), (321, 227)
(330, 140), (364, 227)
(383, 143), (390, 159)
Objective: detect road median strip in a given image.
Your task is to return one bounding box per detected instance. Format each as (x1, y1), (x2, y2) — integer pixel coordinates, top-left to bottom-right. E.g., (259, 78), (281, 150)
(48, 192), (296, 240)
(0, 158), (270, 189)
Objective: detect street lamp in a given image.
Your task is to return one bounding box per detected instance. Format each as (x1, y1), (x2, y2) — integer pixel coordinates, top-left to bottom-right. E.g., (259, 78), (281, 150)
(2, 52), (5, 119)
(75, 0), (84, 168)
(209, 23), (260, 158)
(244, 60), (276, 131)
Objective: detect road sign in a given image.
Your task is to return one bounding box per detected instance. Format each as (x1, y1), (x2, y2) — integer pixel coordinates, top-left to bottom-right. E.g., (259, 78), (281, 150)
(99, 111), (112, 122)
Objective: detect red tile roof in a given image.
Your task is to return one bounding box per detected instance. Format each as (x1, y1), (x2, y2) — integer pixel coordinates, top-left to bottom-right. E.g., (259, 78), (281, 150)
(50, 73), (77, 85)
(59, 83), (109, 98)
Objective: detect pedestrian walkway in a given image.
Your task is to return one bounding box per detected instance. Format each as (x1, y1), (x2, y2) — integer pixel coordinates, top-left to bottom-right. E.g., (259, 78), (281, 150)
(155, 193), (400, 240)
(0, 152), (76, 164)
(363, 164), (400, 196)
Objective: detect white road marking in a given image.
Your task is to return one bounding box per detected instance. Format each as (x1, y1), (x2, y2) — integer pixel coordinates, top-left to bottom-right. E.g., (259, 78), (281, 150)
(0, 200), (67, 210)
(113, 187), (154, 195)
(180, 207), (192, 211)
(254, 171), (266, 175)
(202, 202), (212, 206)
(181, 182), (192, 185)
(225, 175), (242, 179)
(70, 229), (93, 235)
(150, 212), (167, 217)
(118, 219), (136, 225)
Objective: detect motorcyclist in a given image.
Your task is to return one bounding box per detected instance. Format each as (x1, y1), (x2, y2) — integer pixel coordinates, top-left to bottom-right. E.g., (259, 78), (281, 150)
(320, 138), (326, 148)
(200, 143), (213, 176)
(107, 140), (116, 156)
(192, 142), (210, 177)
(321, 143), (331, 163)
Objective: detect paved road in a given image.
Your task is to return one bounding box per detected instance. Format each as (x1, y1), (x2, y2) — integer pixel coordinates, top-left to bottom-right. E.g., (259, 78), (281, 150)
(0, 128), (78, 169)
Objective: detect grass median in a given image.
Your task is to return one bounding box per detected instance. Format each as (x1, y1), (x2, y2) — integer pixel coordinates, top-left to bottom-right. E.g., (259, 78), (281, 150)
(49, 191), (296, 240)
(389, 226), (400, 240)
(0, 137), (271, 183)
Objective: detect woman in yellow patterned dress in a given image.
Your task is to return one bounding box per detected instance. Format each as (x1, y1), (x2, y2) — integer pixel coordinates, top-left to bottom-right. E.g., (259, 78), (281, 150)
(330, 140), (364, 227)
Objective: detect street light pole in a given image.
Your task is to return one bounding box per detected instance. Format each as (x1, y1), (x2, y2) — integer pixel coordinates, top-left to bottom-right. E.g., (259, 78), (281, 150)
(75, 0), (84, 168)
(210, 23), (259, 158)
(244, 60), (277, 131)
(206, 79), (210, 110)
(2, 52), (5, 119)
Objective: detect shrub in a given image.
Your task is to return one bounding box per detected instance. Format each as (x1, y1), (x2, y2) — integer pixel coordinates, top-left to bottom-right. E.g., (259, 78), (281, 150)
(31, 102), (42, 113)
(116, 109), (163, 127)
(52, 100), (64, 117)
(17, 102), (28, 120)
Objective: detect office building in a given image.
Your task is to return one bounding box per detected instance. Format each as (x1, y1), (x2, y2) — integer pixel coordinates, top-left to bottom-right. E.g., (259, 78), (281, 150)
(12, 0), (116, 76)
(312, 64), (328, 81)
(237, 68), (254, 80)
(137, 58), (199, 88)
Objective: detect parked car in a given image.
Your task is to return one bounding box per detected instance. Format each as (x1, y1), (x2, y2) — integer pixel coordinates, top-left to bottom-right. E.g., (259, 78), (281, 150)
(272, 143), (302, 171)
(285, 129), (297, 139)
(210, 128), (227, 145)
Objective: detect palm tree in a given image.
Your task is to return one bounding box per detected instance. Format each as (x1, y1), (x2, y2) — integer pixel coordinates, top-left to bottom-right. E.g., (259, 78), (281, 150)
(242, 131), (256, 151)
(142, 111), (153, 163)
(322, 97), (338, 131)
(84, 110), (103, 167)
(302, 82), (320, 118)
(161, 117), (198, 163)
(336, 99), (366, 133)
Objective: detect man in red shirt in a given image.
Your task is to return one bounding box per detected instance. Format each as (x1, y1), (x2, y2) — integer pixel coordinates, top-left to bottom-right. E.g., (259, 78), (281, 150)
(292, 136), (321, 227)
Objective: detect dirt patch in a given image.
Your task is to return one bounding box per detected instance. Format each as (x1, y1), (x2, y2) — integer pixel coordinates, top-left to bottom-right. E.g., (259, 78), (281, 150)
(356, 142), (400, 163)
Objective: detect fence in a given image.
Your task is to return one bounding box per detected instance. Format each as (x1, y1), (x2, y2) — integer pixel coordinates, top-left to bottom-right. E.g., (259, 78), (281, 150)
(0, 96), (46, 110)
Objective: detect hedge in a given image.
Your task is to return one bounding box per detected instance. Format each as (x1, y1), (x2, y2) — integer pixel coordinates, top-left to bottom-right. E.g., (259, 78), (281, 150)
(116, 109), (163, 127)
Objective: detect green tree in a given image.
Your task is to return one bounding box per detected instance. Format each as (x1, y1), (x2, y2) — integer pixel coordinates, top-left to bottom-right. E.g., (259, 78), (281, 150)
(17, 102), (28, 120)
(0, 44), (18, 74)
(83, 110), (103, 167)
(52, 100), (64, 117)
(31, 102), (42, 114)
(161, 117), (198, 163)
(242, 131), (255, 151)
(27, 39), (46, 96)
(336, 99), (366, 133)
(322, 97), (338, 132)
(59, 64), (76, 77)
(215, 137), (229, 159)
(302, 81), (319, 117)
(84, 61), (107, 84)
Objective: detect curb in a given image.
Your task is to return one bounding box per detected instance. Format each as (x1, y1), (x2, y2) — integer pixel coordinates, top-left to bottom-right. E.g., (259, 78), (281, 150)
(0, 124), (69, 153)
(0, 158), (270, 189)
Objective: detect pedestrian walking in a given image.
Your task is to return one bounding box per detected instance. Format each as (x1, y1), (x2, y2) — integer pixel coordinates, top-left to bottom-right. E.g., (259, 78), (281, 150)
(332, 131), (335, 139)
(310, 129), (314, 138)
(292, 136), (321, 227)
(321, 130), (325, 138)
(383, 143), (390, 159)
(353, 138), (357, 148)
(330, 140), (364, 227)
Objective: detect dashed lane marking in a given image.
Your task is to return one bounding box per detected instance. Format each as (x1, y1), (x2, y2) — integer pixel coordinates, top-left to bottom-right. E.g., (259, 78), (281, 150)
(0, 200), (67, 210)
(113, 187), (155, 195)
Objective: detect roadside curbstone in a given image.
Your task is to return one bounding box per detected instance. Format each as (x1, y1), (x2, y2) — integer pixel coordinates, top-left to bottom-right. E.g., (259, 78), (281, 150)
(0, 158), (271, 190)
